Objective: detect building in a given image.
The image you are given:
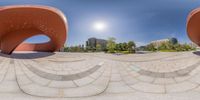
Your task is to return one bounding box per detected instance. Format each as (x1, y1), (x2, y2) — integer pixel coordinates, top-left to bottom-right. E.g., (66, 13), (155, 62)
(86, 38), (96, 49)
(189, 42), (199, 49)
(86, 38), (107, 51)
(149, 38), (178, 48)
(59, 46), (65, 52)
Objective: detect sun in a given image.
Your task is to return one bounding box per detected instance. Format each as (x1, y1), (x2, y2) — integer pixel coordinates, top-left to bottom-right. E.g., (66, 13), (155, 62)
(93, 21), (107, 31)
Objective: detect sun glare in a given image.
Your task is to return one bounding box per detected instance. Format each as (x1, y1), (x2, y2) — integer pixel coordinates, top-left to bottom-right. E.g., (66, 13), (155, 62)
(93, 21), (107, 31)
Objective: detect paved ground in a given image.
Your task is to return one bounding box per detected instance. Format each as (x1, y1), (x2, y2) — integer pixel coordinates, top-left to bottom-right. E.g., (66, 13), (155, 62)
(1, 51), (200, 100)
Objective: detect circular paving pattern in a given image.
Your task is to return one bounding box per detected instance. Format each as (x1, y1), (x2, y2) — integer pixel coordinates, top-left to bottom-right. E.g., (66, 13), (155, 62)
(0, 52), (200, 98)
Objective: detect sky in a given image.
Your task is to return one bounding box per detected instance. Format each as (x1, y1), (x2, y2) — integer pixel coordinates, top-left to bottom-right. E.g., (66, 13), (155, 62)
(0, 0), (200, 46)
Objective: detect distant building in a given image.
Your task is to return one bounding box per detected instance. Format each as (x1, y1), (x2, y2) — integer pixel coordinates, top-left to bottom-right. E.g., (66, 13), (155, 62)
(149, 37), (178, 48)
(189, 42), (198, 49)
(86, 37), (107, 51)
(59, 46), (65, 52)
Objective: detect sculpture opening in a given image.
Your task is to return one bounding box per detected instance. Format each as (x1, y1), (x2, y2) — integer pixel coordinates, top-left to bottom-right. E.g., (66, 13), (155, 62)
(0, 5), (68, 54)
(24, 35), (50, 44)
(14, 34), (52, 52)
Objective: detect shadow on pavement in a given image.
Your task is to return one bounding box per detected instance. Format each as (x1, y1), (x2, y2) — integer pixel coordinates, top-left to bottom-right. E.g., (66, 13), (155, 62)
(0, 52), (55, 59)
(193, 51), (200, 56)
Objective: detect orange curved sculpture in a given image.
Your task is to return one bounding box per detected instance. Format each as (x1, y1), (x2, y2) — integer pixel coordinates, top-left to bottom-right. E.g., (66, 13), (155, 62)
(0, 5), (67, 54)
(187, 8), (200, 46)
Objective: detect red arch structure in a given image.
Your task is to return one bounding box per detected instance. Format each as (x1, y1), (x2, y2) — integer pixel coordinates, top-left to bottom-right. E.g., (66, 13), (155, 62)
(187, 8), (200, 46)
(0, 5), (67, 54)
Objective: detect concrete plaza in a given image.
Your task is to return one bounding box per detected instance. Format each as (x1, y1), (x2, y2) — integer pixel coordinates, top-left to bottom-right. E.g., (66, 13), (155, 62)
(0, 51), (200, 100)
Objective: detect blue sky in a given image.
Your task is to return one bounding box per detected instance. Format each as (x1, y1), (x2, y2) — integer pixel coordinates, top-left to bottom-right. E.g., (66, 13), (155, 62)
(0, 0), (200, 46)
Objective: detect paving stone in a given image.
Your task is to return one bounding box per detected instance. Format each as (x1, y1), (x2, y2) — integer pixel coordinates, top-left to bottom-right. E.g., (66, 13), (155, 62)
(21, 84), (59, 97)
(31, 75), (51, 86)
(122, 75), (139, 85)
(137, 75), (155, 83)
(63, 85), (102, 97)
(174, 75), (191, 82)
(21, 64), (36, 78)
(4, 66), (16, 81)
(130, 82), (165, 93)
(110, 74), (122, 82)
(129, 71), (140, 77)
(119, 70), (129, 76)
(74, 76), (94, 86)
(89, 71), (102, 79)
(166, 82), (197, 93)
(0, 81), (20, 93)
(189, 73), (200, 84)
(17, 75), (32, 86)
(1, 52), (200, 98)
(48, 81), (77, 88)
(153, 78), (176, 84)
(106, 81), (135, 93)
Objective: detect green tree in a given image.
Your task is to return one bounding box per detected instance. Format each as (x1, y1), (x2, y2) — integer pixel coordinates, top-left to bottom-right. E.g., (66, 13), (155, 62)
(146, 44), (156, 51)
(166, 41), (175, 50)
(127, 41), (136, 53)
(86, 46), (92, 52)
(64, 47), (69, 52)
(96, 44), (102, 52)
(122, 42), (128, 51)
(158, 43), (167, 50)
(118, 43), (123, 51)
(115, 43), (120, 52)
(182, 43), (192, 51)
(107, 37), (116, 53)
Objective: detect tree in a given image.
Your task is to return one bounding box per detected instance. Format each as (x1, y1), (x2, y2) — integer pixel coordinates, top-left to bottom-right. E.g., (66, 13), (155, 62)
(122, 42), (128, 51)
(64, 47), (69, 52)
(166, 41), (174, 50)
(146, 44), (156, 51)
(169, 38), (178, 45)
(127, 41), (136, 53)
(118, 43), (123, 51)
(107, 37), (116, 53)
(182, 43), (192, 51)
(158, 43), (167, 50)
(86, 46), (91, 51)
(96, 44), (102, 52)
(115, 43), (120, 52)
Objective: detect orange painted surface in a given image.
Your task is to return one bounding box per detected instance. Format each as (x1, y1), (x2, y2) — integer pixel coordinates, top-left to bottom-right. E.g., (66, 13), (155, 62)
(187, 8), (200, 46)
(0, 5), (67, 54)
